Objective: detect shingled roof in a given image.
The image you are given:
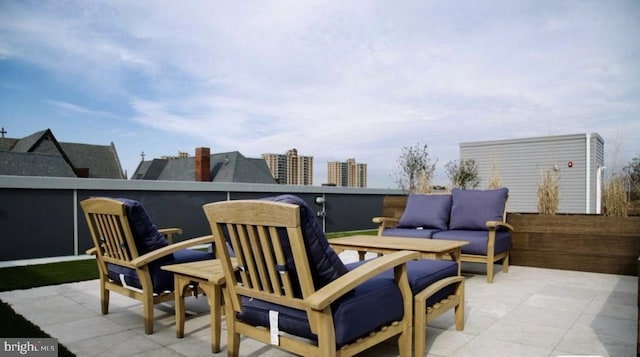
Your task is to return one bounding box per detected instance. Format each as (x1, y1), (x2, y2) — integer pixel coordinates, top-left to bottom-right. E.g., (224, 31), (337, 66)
(0, 129), (125, 179)
(132, 150), (277, 184)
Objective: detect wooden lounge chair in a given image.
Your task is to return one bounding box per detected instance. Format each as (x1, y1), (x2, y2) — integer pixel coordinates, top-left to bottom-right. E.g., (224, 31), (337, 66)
(81, 197), (214, 334)
(203, 195), (419, 357)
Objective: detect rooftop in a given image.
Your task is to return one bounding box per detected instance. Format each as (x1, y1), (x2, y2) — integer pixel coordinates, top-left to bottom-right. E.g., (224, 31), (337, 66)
(0, 251), (636, 357)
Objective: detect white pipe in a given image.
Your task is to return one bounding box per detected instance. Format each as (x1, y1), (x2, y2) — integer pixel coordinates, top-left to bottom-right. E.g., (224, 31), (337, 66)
(585, 133), (591, 213)
(596, 166), (606, 214)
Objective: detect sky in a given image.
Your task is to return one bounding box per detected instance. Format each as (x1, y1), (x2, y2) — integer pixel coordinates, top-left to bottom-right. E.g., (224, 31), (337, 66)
(1, 1), (639, 188)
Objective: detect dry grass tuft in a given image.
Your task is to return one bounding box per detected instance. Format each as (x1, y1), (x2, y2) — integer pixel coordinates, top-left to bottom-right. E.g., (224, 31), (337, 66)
(487, 163), (502, 189)
(537, 169), (559, 215)
(602, 175), (629, 217)
(414, 169), (433, 193)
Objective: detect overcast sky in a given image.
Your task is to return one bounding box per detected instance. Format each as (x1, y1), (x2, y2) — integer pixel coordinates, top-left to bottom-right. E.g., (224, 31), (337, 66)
(1, 1), (638, 187)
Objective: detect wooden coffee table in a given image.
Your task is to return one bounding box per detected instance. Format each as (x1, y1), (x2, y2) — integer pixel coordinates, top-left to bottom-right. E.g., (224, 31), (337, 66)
(162, 259), (226, 353)
(329, 235), (468, 275)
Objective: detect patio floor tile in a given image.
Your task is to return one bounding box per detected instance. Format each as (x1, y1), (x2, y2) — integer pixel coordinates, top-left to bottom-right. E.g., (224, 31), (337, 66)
(0, 251), (636, 357)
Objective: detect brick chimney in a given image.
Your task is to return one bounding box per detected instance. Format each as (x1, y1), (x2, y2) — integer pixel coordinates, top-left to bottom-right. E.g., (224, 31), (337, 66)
(195, 147), (210, 182)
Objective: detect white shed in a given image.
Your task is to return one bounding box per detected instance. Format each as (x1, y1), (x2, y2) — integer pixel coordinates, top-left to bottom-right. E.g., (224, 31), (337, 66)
(460, 133), (605, 214)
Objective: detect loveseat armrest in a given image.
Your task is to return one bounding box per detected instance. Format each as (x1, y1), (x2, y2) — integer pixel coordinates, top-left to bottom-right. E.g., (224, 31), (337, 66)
(130, 235), (214, 268)
(158, 227), (182, 244)
(486, 220), (514, 231)
(305, 250), (420, 311)
(372, 216), (400, 236)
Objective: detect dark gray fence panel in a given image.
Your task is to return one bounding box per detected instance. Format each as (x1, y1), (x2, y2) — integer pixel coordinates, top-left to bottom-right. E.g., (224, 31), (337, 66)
(324, 194), (383, 232)
(1, 188), (74, 260)
(0, 177), (403, 261)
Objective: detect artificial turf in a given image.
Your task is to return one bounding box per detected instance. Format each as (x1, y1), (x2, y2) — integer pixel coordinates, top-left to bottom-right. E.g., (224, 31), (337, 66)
(0, 259), (99, 357)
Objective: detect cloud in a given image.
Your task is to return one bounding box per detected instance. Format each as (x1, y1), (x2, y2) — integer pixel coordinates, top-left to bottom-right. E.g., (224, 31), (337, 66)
(46, 100), (117, 119)
(2, 0), (639, 186)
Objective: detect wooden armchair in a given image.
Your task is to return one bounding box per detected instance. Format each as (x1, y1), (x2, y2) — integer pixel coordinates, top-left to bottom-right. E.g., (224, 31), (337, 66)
(203, 195), (419, 357)
(81, 197), (214, 334)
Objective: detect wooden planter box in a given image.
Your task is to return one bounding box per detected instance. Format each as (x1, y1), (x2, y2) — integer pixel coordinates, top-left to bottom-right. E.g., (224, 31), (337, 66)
(507, 213), (640, 275)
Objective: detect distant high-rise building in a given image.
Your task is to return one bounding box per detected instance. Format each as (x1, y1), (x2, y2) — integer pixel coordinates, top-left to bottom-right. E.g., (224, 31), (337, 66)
(327, 158), (367, 188)
(262, 148), (313, 185)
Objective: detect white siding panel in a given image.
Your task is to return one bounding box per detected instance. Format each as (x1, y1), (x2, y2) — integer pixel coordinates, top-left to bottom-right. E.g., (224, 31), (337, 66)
(461, 133), (604, 213)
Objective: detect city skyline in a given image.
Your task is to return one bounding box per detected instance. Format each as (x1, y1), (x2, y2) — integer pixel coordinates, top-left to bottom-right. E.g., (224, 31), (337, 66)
(143, 146), (367, 186)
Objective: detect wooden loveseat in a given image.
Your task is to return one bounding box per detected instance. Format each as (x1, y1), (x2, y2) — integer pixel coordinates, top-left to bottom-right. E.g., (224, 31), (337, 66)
(373, 188), (513, 283)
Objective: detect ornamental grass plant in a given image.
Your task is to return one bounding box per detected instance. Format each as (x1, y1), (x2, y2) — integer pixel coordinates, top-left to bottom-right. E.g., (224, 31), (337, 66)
(602, 174), (629, 217)
(537, 169), (559, 215)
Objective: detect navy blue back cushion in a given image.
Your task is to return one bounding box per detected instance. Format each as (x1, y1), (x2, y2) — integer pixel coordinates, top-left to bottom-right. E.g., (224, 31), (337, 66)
(264, 195), (348, 293)
(115, 198), (169, 255)
(449, 188), (508, 230)
(397, 194), (451, 230)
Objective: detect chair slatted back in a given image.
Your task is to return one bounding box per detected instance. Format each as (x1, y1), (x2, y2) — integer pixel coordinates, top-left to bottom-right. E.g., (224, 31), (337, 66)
(203, 200), (314, 312)
(81, 198), (140, 268)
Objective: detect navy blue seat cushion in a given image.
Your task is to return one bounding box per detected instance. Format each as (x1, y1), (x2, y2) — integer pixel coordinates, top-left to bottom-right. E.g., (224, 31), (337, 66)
(346, 259), (458, 306)
(396, 194), (452, 230)
(262, 195), (348, 293)
(449, 188), (508, 231)
(432, 230), (511, 255)
(382, 227), (440, 238)
(115, 198), (169, 255)
(237, 274), (403, 347)
(108, 249), (213, 293)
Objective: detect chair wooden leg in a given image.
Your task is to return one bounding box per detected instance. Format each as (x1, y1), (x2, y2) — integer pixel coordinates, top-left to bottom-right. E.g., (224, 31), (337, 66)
(223, 289), (240, 357)
(486, 260), (494, 283)
(100, 281), (109, 315)
(142, 292), (154, 334)
(316, 321), (337, 357)
(502, 252), (510, 273)
(398, 322), (411, 357)
(414, 297), (426, 357)
(455, 281), (465, 331)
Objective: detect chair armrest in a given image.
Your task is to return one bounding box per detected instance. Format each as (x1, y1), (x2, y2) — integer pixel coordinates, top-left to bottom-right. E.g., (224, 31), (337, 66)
(372, 216), (399, 236)
(158, 228), (182, 244)
(130, 235), (214, 268)
(85, 247), (98, 256)
(414, 276), (464, 302)
(372, 216), (399, 225)
(304, 250), (420, 311)
(486, 220), (514, 231)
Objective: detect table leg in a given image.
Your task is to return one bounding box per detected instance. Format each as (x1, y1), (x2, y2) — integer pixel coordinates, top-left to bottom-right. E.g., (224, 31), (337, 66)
(174, 276), (187, 338)
(199, 282), (222, 353)
(448, 249), (462, 276)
